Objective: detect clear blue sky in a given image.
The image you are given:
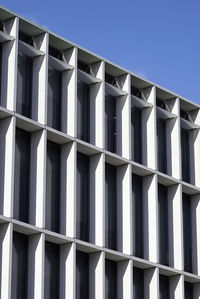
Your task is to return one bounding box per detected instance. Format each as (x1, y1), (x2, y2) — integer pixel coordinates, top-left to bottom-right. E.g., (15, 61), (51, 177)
(1, 0), (200, 104)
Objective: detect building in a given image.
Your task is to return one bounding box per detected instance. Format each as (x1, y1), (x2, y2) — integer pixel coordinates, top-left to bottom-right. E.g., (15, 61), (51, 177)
(0, 4), (199, 299)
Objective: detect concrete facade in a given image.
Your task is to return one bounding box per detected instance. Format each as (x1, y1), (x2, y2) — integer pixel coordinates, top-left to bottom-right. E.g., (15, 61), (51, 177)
(0, 5), (199, 299)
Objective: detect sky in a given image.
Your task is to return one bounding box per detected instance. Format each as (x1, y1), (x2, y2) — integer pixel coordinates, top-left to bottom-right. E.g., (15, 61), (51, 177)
(1, 0), (200, 105)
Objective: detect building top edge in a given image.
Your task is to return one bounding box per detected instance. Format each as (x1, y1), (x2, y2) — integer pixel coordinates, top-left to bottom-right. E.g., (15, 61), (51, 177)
(0, 4), (199, 109)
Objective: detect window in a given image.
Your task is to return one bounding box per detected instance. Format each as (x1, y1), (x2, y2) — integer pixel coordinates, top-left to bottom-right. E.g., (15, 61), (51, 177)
(76, 152), (89, 242)
(76, 251), (89, 299)
(158, 184), (169, 266)
(77, 82), (90, 142)
(105, 95), (116, 153)
(131, 86), (142, 99)
(131, 107), (142, 163)
(133, 267), (144, 299)
(184, 281), (193, 299)
(105, 163), (117, 251)
(78, 60), (91, 74)
(46, 141), (61, 233)
(14, 128), (31, 223)
(157, 117), (167, 173)
(16, 52), (33, 118)
(182, 193), (192, 273)
(44, 242), (60, 299)
(11, 232), (28, 299)
(47, 67), (62, 131)
(105, 259), (117, 299)
(181, 128), (190, 183)
(132, 174), (143, 258)
(159, 275), (169, 299)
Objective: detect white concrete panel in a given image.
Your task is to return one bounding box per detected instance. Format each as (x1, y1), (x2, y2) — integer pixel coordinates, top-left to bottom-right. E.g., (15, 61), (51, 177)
(170, 275), (184, 299)
(89, 252), (104, 299)
(170, 184), (183, 270)
(93, 61), (104, 148)
(1, 17), (18, 111)
(144, 267), (159, 299)
(66, 47), (77, 137)
(29, 129), (46, 228)
(60, 242), (75, 299)
(117, 164), (132, 255)
(0, 117), (15, 218)
(191, 194), (200, 275)
(117, 260), (132, 299)
(66, 142), (76, 238)
(0, 223), (12, 299)
(143, 174), (158, 263)
(90, 153), (104, 246)
(28, 233), (44, 299)
(32, 33), (48, 124)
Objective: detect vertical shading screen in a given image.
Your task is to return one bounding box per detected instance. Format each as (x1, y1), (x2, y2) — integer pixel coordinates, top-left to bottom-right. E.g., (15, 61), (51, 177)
(14, 128), (30, 223)
(46, 141), (61, 233)
(47, 68), (62, 131)
(76, 152), (89, 242)
(76, 251), (89, 299)
(182, 193), (192, 273)
(44, 242), (60, 299)
(11, 232), (28, 299)
(16, 53), (33, 118)
(105, 95), (116, 153)
(133, 267), (144, 299)
(131, 107), (142, 163)
(105, 259), (117, 299)
(157, 117), (167, 174)
(158, 184), (169, 266)
(132, 174), (143, 258)
(105, 163), (117, 251)
(77, 81), (90, 142)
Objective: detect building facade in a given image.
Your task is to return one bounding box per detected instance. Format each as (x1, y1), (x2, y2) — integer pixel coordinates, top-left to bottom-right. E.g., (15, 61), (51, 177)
(0, 5), (199, 299)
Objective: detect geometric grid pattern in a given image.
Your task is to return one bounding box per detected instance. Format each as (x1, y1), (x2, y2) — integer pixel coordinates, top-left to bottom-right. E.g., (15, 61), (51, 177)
(0, 5), (199, 299)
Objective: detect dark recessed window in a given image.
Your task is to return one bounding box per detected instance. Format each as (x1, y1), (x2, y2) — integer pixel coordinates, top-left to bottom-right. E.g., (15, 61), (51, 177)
(131, 86), (142, 99)
(105, 73), (118, 87)
(46, 141), (61, 233)
(159, 275), (169, 299)
(181, 128), (190, 183)
(16, 53), (33, 118)
(182, 193), (192, 273)
(19, 32), (34, 46)
(132, 174), (143, 258)
(49, 46), (61, 59)
(77, 82), (90, 143)
(184, 281), (193, 299)
(44, 242), (60, 299)
(158, 184), (169, 266)
(11, 232), (28, 299)
(76, 152), (90, 242)
(133, 267), (144, 299)
(47, 67), (62, 131)
(105, 95), (117, 153)
(78, 60), (91, 74)
(157, 117), (167, 174)
(131, 107), (142, 163)
(76, 251), (89, 299)
(105, 163), (117, 251)
(105, 259), (117, 299)
(14, 128), (31, 223)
